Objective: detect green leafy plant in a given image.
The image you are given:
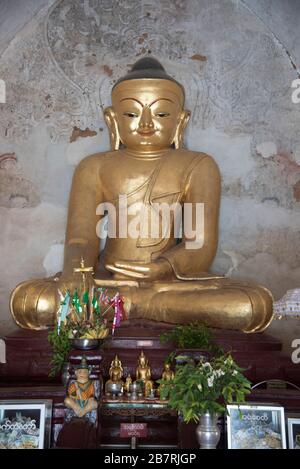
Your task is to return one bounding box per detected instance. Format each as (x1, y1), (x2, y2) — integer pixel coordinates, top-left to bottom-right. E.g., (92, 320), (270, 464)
(48, 323), (72, 377)
(160, 322), (223, 357)
(157, 354), (251, 423)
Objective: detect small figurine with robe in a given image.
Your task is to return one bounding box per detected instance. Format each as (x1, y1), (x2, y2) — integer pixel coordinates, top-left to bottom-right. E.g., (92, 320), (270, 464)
(64, 356), (99, 423)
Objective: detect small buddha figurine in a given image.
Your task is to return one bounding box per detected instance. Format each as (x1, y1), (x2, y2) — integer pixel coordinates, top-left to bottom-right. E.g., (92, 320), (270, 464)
(105, 355), (124, 395)
(10, 57), (273, 333)
(158, 363), (175, 400)
(161, 363), (175, 381)
(136, 351), (154, 397)
(64, 357), (98, 419)
(125, 374), (132, 394)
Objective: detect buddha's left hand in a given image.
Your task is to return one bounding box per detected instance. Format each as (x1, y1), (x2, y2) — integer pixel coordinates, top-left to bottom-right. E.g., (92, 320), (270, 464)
(106, 258), (173, 280)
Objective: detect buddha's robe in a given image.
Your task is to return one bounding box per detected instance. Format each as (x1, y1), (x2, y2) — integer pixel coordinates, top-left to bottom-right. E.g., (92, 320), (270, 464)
(10, 149), (273, 332)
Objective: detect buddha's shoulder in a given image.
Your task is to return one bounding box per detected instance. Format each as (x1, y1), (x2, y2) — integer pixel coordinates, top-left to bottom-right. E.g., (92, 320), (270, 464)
(75, 151), (116, 170)
(171, 149), (219, 167)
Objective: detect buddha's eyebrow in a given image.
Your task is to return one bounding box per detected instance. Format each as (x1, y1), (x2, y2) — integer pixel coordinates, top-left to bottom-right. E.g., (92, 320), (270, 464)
(120, 97), (173, 107)
(149, 98), (173, 106)
(120, 98), (143, 106)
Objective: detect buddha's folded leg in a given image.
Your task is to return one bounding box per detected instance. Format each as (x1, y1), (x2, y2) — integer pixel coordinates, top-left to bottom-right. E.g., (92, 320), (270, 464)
(10, 277), (60, 330)
(127, 281), (273, 333)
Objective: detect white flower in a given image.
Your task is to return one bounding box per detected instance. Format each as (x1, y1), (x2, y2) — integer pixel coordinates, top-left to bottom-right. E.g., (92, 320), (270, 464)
(232, 370), (238, 376)
(203, 362), (212, 369)
(207, 377), (214, 388)
(197, 384), (203, 391)
(215, 369), (225, 378)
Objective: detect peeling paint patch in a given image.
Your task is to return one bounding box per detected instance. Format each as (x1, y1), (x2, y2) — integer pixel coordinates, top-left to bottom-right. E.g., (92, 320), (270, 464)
(70, 126), (97, 143)
(256, 141), (277, 159)
(261, 197), (280, 206)
(190, 54), (207, 61)
(293, 180), (300, 201)
(138, 33), (148, 44)
(276, 151), (300, 172)
(294, 146), (300, 165)
(101, 65), (113, 77)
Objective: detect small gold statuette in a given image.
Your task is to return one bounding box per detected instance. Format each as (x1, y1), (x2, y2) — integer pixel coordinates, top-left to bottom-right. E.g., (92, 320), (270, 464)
(64, 357), (98, 418)
(105, 355), (124, 396)
(158, 362), (175, 400)
(136, 351), (154, 398)
(161, 363), (175, 381)
(125, 374), (132, 394)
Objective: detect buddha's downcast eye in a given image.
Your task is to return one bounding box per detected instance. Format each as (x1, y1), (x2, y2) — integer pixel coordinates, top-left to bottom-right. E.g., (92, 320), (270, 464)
(155, 112), (170, 118)
(123, 112), (139, 118)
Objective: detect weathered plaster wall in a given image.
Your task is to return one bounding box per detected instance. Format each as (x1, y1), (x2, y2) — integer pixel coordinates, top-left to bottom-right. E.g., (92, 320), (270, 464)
(0, 0), (300, 349)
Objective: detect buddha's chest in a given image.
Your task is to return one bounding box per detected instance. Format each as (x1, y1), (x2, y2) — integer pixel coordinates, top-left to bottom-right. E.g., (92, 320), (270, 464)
(100, 156), (160, 202)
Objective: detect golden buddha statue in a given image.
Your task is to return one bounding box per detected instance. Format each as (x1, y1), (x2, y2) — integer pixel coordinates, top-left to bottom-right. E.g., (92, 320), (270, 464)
(125, 374), (132, 394)
(10, 57), (273, 333)
(161, 363), (175, 381)
(158, 362), (175, 399)
(105, 354), (124, 395)
(136, 351), (154, 397)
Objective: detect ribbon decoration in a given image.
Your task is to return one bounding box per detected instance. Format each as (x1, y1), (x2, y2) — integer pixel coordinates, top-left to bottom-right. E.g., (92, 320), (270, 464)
(72, 289), (83, 315)
(111, 293), (126, 336)
(57, 290), (71, 334)
(98, 288), (110, 306)
(61, 291), (71, 323)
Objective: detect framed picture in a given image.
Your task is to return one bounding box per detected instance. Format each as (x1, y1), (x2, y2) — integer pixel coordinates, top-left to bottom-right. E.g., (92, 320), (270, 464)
(287, 418), (300, 449)
(0, 400), (52, 449)
(227, 403), (286, 449)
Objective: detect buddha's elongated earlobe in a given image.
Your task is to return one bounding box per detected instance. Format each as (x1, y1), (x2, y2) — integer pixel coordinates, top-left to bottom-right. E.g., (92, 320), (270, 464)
(104, 106), (121, 150)
(173, 110), (191, 149)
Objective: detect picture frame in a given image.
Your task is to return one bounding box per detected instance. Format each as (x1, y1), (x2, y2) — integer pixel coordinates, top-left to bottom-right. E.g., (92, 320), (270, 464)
(287, 418), (300, 449)
(0, 399), (52, 449)
(227, 403), (286, 449)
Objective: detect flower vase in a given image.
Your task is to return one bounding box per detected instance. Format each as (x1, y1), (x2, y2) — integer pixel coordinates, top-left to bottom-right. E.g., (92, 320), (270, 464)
(196, 412), (220, 449)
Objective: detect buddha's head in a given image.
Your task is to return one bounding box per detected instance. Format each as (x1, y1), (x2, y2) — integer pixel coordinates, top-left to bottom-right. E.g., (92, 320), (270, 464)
(104, 57), (190, 152)
(111, 354), (121, 369)
(138, 351), (148, 367)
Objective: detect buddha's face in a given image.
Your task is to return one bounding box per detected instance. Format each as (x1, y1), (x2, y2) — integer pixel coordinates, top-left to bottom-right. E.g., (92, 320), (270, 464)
(109, 79), (189, 152)
(139, 355), (147, 366)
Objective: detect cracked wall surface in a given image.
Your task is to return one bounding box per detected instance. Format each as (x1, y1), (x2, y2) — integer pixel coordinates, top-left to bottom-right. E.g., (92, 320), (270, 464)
(0, 0), (300, 350)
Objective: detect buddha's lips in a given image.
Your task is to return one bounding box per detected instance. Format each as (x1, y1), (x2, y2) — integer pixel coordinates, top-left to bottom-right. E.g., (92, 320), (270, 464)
(137, 130), (156, 137)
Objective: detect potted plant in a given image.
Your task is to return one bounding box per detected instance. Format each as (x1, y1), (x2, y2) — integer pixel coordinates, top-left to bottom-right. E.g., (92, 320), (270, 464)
(48, 323), (71, 381)
(160, 322), (223, 365)
(158, 354), (251, 449)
